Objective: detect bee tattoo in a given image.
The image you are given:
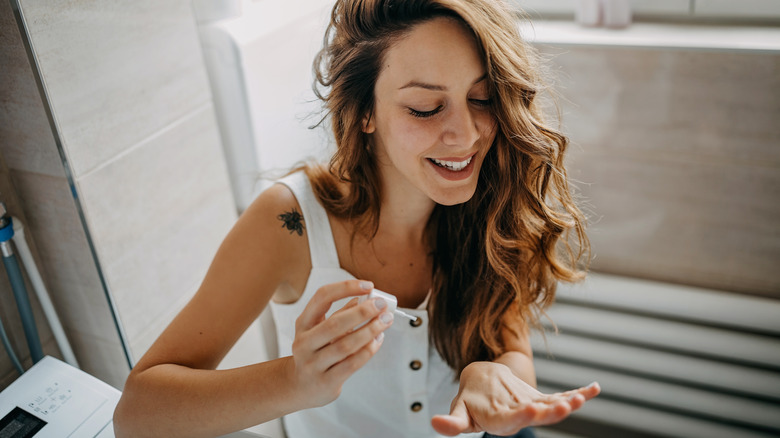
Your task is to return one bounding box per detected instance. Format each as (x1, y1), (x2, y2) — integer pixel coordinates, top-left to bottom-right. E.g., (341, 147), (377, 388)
(278, 209), (304, 236)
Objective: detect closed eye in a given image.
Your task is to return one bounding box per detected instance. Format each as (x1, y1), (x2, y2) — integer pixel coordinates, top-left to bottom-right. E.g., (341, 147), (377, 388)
(469, 98), (492, 108)
(408, 106), (443, 118)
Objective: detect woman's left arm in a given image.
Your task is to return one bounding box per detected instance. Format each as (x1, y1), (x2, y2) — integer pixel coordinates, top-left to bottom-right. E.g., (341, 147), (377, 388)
(431, 316), (600, 436)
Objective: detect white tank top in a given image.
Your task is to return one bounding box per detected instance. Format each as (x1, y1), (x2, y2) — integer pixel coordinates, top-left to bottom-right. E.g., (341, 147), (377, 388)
(269, 172), (481, 438)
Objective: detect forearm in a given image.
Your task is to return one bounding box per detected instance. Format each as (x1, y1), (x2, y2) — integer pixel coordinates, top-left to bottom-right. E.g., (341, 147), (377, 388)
(493, 350), (536, 387)
(114, 356), (301, 438)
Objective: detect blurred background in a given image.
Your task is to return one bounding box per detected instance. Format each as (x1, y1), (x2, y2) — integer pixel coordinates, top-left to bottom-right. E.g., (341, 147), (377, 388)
(0, 0), (778, 436)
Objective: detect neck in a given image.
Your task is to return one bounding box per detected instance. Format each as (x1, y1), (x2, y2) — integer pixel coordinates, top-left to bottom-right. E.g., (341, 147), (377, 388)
(377, 187), (435, 245)
(371, 161), (436, 244)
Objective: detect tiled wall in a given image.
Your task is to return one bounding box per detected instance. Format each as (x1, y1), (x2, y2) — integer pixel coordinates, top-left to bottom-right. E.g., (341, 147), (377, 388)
(537, 45), (780, 297)
(0, 0), (259, 392)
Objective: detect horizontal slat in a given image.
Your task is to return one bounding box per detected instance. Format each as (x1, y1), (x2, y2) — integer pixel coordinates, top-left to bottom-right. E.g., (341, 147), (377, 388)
(534, 428), (585, 438)
(537, 384), (778, 438)
(535, 358), (780, 433)
(545, 303), (780, 368)
(531, 333), (780, 401)
(556, 274), (780, 335)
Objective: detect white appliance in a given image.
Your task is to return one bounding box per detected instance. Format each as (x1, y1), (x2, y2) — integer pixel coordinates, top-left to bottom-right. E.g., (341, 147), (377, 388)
(194, 0), (336, 212)
(0, 356), (121, 437)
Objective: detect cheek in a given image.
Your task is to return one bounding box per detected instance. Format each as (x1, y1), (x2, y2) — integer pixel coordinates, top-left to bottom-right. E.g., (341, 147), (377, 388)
(385, 118), (440, 155)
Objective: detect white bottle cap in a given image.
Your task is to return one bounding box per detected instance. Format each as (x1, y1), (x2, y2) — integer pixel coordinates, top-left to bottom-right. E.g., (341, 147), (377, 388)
(359, 289), (417, 321)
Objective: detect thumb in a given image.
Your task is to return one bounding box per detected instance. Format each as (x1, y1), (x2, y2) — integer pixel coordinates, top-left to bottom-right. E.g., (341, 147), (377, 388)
(431, 401), (472, 436)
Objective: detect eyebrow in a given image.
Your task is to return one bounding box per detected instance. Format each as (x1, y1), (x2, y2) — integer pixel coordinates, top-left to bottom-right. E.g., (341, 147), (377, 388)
(399, 73), (487, 91)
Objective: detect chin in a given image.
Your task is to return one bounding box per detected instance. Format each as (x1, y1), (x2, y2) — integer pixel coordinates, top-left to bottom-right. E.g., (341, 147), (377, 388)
(430, 185), (478, 206)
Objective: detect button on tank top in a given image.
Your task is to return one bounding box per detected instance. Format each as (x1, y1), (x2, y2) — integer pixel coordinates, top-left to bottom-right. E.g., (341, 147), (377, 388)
(269, 172), (480, 438)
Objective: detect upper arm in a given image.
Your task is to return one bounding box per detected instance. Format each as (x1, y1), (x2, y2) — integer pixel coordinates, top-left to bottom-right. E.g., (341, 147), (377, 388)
(132, 183), (311, 373)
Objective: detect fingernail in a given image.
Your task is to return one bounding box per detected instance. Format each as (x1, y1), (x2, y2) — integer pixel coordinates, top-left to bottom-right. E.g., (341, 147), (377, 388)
(374, 298), (387, 310)
(360, 281), (374, 291)
(380, 312), (394, 324)
(375, 332), (384, 343)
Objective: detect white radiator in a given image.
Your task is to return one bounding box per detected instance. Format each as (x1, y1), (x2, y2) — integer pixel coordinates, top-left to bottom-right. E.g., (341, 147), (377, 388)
(532, 273), (780, 438)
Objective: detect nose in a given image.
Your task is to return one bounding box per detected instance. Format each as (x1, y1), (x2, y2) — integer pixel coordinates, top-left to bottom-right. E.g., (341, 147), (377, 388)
(441, 104), (481, 148)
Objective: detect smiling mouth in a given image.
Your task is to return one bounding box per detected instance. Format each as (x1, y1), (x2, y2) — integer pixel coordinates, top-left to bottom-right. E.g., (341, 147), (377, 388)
(429, 157), (473, 171)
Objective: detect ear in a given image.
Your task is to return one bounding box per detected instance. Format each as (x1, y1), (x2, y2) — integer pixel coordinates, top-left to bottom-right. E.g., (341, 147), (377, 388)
(362, 113), (375, 134)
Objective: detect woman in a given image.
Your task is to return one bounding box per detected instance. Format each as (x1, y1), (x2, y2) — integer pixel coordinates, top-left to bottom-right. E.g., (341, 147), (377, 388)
(114, 1), (600, 437)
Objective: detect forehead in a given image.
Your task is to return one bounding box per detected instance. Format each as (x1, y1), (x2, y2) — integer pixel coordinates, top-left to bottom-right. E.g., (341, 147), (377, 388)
(378, 16), (486, 89)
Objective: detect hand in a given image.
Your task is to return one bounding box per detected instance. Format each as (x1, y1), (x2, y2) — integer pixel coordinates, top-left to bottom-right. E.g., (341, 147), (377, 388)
(290, 280), (394, 408)
(431, 361), (600, 436)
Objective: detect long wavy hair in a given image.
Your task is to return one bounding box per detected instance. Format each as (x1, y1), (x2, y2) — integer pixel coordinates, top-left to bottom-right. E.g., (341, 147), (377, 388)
(306, 0), (589, 374)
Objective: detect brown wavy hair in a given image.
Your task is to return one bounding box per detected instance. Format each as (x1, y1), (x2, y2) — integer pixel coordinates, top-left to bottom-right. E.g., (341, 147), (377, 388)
(306, 0), (589, 374)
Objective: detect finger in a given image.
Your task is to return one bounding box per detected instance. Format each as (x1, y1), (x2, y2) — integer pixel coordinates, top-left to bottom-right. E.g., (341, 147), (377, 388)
(325, 328), (385, 381)
(581, 381), (601, 399)
(550, 399), (572, 420)
(332, 298), (360, 316)
(326, 298), (361, 341)
(568, 393), (586, 411)
(308, 297), (390, 350)
(431, 399), (473, 436)
(317, 311), (394, 370)
(544, 382), (599, 407)
(490, 402), (536, 433)
(531, 400), (573, 426)
(296, 280), (373, 331)
(561, 382), (600, 400)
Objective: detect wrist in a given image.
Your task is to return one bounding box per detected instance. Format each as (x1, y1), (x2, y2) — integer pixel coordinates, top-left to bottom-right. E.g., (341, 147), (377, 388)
(283, 356), (313, 410)
(493, 351), (537, 387)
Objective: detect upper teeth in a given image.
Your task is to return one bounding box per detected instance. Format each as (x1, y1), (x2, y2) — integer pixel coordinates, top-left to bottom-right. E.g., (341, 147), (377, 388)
(432, 157), (471, 171)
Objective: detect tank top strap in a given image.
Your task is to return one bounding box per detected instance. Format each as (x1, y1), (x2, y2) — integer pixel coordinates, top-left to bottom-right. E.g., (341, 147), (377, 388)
(276, 172), (341, 269)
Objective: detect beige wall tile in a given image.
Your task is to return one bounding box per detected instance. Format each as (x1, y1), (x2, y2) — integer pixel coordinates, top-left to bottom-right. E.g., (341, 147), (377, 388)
(16, 0), (212, 177)
(66, 329), (130, 390)
(540, 45), (780, 296)
(571, 152), (780, 294)
(547, 47), (780, 167)
(76, 105), (237, 347)
(0, 2), (65, 177)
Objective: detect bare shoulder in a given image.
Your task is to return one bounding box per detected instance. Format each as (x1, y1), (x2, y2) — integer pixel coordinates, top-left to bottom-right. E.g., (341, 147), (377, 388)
(230, 182), (312, 285)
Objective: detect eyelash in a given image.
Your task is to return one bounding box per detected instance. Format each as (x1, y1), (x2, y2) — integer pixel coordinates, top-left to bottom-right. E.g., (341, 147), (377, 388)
(409, 106), (442, 118)
(470, 98), (492, 108)
(408, 99), (492, 119)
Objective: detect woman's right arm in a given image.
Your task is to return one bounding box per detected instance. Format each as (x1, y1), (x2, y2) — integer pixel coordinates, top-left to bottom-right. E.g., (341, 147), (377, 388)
(113, 184), (393, 438)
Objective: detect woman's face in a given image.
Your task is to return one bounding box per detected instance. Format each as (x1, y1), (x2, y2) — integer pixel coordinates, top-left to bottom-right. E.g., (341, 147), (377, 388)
(365, 16), (497, 207)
